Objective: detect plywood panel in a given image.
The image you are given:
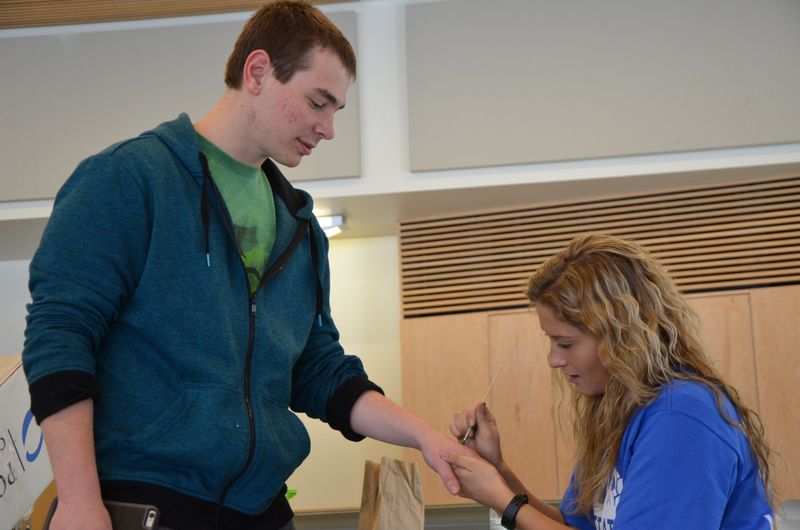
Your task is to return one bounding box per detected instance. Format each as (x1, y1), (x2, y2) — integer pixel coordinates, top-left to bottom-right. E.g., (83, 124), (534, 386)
(553, 405), (576, 496)
(750, 285), (800, 499)
(685, 292), (759, 412)
(401, 313), (489, 505)
(488, 310), (561, 500)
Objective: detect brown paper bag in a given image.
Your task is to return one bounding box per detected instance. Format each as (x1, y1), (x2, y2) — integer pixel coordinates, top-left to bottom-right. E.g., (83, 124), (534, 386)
(357, 457), (425, 530)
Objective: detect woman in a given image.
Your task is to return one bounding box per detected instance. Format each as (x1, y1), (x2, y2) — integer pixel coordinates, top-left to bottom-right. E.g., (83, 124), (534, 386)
(442, 234), (775, 529)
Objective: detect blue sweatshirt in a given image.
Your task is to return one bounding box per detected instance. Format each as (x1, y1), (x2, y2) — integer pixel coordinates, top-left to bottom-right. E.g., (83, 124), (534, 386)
(561, 380), (773, 529)
(22, 114), (380, 521)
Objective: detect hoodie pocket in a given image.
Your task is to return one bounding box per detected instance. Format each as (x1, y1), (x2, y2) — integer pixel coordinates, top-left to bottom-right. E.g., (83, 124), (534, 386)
(112, 386), (249, 498)
(224, 398), (311, 513)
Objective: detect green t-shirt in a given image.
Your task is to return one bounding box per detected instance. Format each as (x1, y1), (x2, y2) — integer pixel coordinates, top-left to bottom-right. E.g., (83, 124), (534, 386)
(198, 134), (276, 293)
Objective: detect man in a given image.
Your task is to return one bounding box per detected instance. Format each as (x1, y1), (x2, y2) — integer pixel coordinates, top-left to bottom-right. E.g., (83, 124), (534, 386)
(22, 2), (470, 529)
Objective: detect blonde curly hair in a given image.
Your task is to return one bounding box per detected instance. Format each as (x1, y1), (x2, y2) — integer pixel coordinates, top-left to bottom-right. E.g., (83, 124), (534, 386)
(526, 234), (774, 514)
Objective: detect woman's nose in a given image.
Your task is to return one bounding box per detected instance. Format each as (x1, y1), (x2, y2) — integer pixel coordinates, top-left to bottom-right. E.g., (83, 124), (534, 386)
(548, 349), (566, 369)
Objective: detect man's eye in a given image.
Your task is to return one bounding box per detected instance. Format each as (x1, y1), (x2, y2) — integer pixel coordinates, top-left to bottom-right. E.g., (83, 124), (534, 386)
(310, 100), (324, 109)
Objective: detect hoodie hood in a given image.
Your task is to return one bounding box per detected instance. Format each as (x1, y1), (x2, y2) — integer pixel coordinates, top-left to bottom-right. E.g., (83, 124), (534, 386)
(140, 113), (315, 222)
(141, 113), (205, 182)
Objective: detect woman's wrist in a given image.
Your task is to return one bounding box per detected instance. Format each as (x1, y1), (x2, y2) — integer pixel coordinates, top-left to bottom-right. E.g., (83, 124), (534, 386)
(496, 458), (513, 477)
(487, 449), (504, 468)
(491, 487), (517, 515)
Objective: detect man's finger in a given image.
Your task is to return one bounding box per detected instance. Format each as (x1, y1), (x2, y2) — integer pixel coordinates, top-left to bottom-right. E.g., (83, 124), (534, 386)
(434, 453), (461, 494)
(440, 450), (463, 466)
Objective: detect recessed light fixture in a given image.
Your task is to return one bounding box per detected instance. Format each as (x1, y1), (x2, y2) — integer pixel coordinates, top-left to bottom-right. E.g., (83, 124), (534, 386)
(316, 214), (345, 238)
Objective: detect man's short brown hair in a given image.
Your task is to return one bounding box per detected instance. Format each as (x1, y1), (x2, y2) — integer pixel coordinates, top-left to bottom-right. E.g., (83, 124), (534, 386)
(225, 1), (356, 88)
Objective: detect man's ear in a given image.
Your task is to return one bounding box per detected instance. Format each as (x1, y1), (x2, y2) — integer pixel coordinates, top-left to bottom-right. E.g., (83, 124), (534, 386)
(242, 49), (272, 94)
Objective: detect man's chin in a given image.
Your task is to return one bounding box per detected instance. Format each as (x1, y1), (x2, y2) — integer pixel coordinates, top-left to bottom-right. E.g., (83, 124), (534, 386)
(274, 155), (302, 168)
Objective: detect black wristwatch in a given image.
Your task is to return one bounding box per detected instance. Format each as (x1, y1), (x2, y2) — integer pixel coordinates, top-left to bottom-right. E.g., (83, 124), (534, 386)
(501, 493), (529, 529)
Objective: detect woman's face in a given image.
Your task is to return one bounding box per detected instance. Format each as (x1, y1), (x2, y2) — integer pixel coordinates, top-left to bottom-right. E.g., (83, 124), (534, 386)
(537, 304), (609, 396)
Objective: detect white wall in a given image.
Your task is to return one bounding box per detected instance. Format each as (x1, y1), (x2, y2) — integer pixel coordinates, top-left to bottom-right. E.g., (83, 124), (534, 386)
(288, 235), (404, 511)
(303, 0), (800, 199)
(0, 260), (31, 356)
(3, 1), (799, 205)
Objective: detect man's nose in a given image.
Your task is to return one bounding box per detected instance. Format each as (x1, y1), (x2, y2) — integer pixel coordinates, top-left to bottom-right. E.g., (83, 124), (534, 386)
(315, 113), (335, 140)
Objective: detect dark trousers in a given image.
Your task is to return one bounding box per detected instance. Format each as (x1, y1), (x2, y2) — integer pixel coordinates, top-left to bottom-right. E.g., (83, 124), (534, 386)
(160, 522), (295, 530)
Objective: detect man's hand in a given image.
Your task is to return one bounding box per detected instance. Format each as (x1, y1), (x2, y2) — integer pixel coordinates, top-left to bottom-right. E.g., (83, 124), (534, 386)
(48, 498), (112, 530)
(349, 391), (482, 496)
(417, 429), (479, 495)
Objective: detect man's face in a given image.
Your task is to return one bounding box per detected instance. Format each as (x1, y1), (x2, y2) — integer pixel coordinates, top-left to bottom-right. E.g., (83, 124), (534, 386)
(252, 47), (351, 167)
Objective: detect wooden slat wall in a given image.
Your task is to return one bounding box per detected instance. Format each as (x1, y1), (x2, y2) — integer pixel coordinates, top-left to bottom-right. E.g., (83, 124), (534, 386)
(399, 175), (800, 317)
(0, 0), (341, 29)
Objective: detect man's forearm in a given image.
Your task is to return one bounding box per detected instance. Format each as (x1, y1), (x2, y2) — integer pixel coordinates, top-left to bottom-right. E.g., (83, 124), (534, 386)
(348, 390), (471, 495)
(40, 399), (104, 504)
(349, 390), (430, 448)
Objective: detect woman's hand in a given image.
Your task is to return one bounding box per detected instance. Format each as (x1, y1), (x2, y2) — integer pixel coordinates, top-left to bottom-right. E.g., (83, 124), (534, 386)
(440, 450), (514, 512)
(449, 402), (503, 467)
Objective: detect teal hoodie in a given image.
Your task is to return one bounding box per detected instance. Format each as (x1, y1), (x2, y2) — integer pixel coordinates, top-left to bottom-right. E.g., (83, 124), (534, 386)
(23, 114), (378, 516)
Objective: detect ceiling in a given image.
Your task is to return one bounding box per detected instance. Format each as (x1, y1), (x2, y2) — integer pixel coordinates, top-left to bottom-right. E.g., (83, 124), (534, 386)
(0, 0), (346, 30)
(312, 161), (800, 239)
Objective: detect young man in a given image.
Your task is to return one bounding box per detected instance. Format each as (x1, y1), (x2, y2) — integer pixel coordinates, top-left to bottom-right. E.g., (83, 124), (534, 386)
(22, 3), (471, 529)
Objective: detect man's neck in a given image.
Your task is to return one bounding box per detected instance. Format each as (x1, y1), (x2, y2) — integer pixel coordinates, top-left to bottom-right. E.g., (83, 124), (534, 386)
(194, 92), (267, 168)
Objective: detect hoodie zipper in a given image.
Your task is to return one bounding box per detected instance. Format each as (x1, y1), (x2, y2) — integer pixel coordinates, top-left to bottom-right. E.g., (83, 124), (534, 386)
(214, 292), (258, 527)
(201, 164), (310, 529)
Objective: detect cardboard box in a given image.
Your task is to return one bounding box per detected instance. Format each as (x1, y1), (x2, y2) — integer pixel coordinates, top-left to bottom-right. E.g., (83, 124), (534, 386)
(0, 355), (53, 528)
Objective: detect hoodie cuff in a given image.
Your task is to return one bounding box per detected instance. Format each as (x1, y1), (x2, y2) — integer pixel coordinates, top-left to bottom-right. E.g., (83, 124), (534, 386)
(326, 376), (384, 442)
(29, 371), (99, 424)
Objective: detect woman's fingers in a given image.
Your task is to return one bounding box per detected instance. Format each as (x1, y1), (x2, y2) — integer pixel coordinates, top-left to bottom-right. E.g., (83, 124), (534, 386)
(449, 406), (479, 439)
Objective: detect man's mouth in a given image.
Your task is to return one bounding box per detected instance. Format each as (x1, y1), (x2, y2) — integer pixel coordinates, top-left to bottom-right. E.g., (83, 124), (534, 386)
(298, 139), (314, 155)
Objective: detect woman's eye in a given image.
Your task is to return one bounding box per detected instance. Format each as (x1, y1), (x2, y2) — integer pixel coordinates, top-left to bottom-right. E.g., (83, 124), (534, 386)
(310, 100), (324, 109)
(557, 343), (572, 350)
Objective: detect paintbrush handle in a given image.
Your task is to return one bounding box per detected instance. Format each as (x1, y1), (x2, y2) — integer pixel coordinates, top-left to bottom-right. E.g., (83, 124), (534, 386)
(458, 365), (501, 445)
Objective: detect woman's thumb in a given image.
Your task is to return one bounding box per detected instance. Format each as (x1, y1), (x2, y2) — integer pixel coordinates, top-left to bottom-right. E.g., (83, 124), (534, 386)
(478, 402), (495, 422)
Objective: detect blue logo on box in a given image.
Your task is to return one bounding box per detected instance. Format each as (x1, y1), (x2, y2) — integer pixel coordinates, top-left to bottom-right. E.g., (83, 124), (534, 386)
(0, 409), (44, 499)
(21, 410), (43, 463)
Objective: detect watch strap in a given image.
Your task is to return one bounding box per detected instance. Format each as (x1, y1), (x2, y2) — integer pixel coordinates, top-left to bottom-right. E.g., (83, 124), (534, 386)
(501, 493), (529, 529)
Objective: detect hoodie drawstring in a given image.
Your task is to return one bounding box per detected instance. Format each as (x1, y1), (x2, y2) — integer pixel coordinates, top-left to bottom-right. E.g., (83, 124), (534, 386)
(307, 224), (324, 326)
(200, 152), (323, 324)
(199, 154), (212, 267)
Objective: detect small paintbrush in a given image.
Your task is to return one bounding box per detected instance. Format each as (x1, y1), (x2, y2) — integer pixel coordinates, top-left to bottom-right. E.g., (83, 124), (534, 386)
(459, 365), (502, 444)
